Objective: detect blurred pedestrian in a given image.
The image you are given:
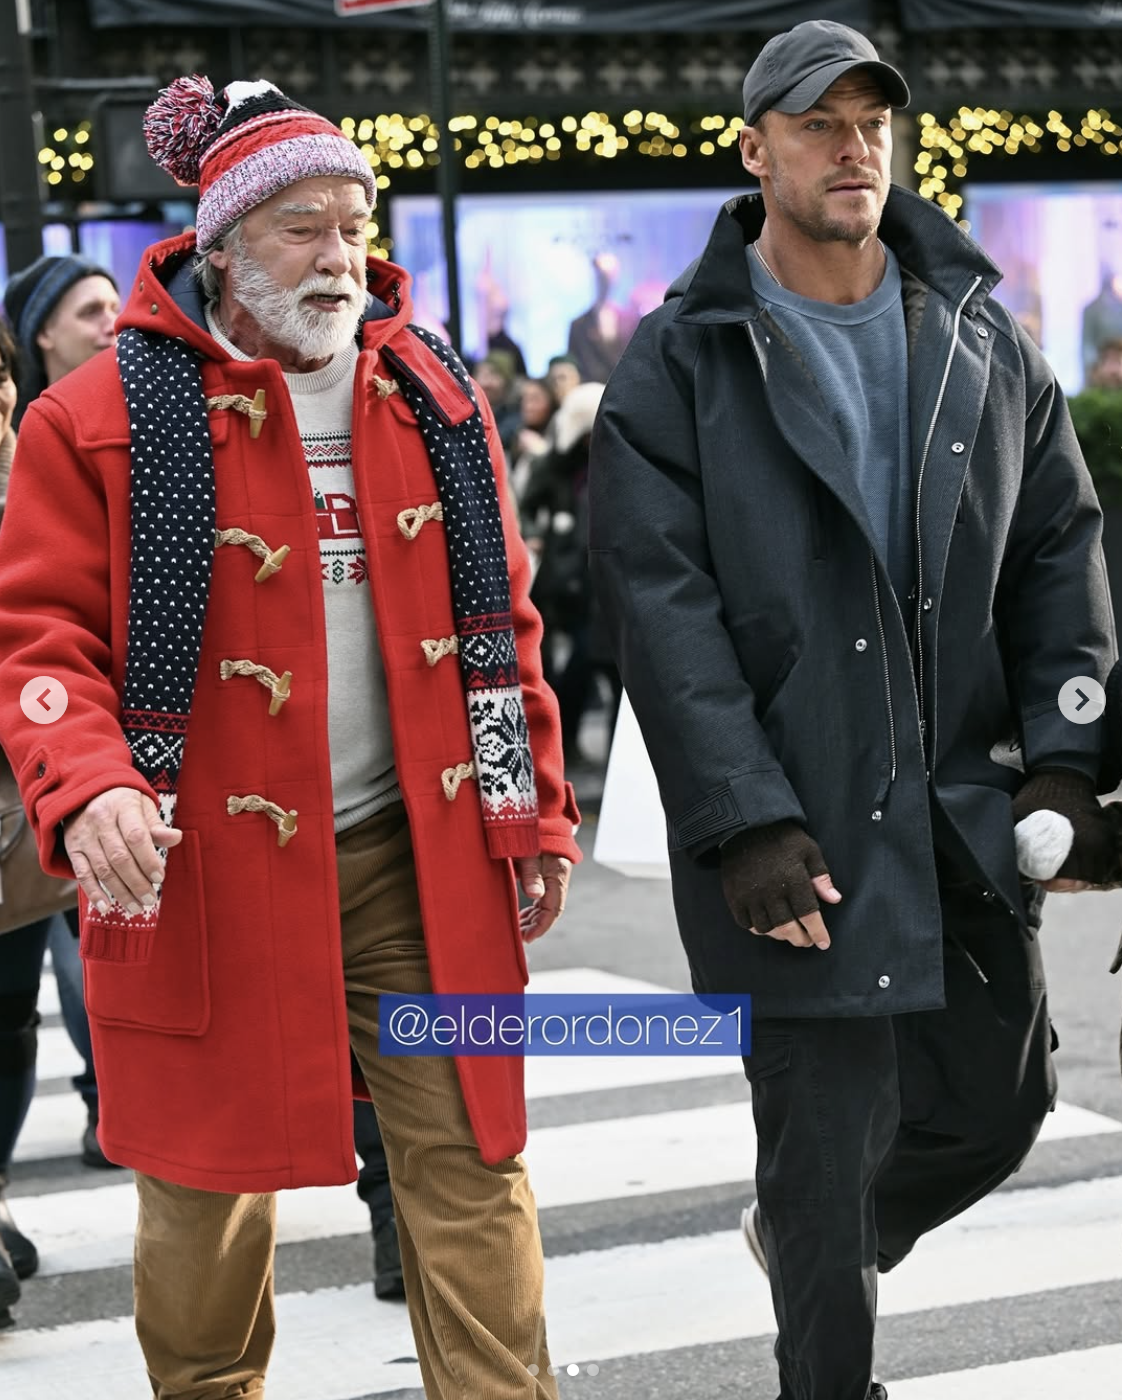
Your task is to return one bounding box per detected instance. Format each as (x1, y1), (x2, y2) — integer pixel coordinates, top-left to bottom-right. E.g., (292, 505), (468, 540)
(0, 316), (32, 1332)
(0, 318), (15, 485)
(509, 376), (558, 502)
(0, 75), (578, 1397)
(0, 256), (123, 1329)
(1, 254), (121, 1168)
(473, 349), (521, 457)
(1088, 336), (1122, 390)
(567, 252), (631, 382)
(353, 1100), (404, 1299)
(3, 254), (119, 425)
(524, 381), (613, 765)
(545, 353), (580, 404)
(590, 20), (1116, 1400)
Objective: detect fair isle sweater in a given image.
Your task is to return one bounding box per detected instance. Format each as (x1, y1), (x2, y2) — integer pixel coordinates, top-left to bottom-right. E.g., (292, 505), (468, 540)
(206, 309), (400, 830)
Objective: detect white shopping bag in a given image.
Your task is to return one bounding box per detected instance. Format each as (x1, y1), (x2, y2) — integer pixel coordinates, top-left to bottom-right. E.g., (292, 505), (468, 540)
(593, 690), (671, 879)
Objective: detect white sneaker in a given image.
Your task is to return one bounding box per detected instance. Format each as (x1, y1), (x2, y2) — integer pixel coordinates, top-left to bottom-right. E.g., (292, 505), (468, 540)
(741, 1201), (769, 1275)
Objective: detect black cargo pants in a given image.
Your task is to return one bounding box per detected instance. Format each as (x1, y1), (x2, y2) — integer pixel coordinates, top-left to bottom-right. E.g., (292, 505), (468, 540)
(744, 879), (1055, 1400)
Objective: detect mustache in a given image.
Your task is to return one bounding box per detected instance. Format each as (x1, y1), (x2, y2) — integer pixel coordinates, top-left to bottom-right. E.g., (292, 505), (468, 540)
(297, 276), (364, 307)
(824, 170), (882, 191)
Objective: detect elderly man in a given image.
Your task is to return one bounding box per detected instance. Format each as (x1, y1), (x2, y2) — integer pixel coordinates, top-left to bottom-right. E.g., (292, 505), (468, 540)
(590, 20), (1116, 1400)
(0, 76), (578, 1399)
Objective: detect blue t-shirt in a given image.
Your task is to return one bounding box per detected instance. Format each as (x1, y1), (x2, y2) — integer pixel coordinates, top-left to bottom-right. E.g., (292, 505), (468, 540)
(746, 244), (913, 601)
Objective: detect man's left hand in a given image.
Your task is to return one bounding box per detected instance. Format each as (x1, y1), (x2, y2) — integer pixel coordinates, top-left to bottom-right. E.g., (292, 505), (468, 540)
(515, 853), (572, 942)
(1013, 767), (1121, 890)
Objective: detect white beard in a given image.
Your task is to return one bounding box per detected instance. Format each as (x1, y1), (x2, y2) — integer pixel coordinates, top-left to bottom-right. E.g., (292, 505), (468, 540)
(228, 243), (365, 361)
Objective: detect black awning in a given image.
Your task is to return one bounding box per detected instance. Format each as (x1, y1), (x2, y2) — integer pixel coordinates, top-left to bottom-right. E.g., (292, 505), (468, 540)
(898, 0), (1121, 29)
(86, 0), (874, 32)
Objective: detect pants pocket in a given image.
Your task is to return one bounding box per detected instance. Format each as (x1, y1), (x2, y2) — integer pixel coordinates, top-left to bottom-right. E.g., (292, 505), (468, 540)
(742, 1034), (793, 1084)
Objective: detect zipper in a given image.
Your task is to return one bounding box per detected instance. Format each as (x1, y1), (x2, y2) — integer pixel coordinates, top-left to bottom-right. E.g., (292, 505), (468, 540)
(870, 554), (897, 783)
(947, 928), (990, 984)
(911, 274), (983, 771)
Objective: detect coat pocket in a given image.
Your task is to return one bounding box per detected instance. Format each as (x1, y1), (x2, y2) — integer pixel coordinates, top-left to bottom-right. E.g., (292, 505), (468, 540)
(82, 830), (210, 1036)
(756, 646), (798, 717)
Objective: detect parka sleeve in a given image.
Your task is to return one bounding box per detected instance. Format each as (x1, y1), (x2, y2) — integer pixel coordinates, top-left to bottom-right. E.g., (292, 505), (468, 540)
(588, 308), (806, 860)
(997, 324), (1116, 785)
(0, 397), (158, 877)
(479, 394), (581, 863)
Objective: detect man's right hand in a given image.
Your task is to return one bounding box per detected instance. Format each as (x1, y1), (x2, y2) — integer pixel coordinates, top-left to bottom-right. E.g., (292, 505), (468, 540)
(63, 788), (182, 916)
(719, 820), (842, 950)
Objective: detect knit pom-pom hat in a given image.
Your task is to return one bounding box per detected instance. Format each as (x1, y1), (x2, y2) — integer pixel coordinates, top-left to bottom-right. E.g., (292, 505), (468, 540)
(144, 76), (376, 251)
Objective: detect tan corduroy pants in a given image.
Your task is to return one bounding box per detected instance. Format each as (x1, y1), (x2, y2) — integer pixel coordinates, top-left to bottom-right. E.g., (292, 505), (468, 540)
(133, 803), (557, 1400)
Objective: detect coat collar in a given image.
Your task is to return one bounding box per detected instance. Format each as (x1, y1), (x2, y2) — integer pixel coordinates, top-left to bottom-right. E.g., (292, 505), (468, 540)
(672, 185), (1002, 326)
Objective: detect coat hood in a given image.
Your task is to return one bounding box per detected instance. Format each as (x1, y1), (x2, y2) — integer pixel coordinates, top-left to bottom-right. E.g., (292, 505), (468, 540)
(116, 232), (412, 357)
(667, 185), (1002, 324)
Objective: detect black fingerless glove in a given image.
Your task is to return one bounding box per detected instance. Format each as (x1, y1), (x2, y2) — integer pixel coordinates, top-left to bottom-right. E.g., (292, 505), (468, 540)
(1012, 767), (1121, 884)
(719, 820), (829, 933)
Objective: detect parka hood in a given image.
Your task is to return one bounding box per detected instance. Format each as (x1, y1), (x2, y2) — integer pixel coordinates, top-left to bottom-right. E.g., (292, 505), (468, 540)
(117, 232), (411, 358)
(667, 185), (1002, 324)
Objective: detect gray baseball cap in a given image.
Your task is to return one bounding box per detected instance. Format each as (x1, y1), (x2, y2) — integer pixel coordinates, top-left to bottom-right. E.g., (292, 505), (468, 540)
(742, 20), (910, 127)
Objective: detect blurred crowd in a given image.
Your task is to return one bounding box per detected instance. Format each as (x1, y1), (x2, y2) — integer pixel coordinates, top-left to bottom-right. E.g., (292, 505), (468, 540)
(469, 346), (621, 773)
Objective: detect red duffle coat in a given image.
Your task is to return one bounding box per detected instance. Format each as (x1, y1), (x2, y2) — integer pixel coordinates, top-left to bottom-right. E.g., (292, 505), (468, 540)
(0, 236), (581, 1192)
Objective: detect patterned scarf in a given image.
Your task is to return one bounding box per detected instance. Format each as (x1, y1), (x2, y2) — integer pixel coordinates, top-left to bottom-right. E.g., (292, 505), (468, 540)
(114, 321), (538, 865)
(117, 329), (216, 833)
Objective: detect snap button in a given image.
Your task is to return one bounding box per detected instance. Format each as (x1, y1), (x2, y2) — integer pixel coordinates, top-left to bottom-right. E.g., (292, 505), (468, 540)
(982, 889), (995, 902)
(139, 279), (144, 291)
(150, 303), (159, 315)
(922, 597), (933, 611)
(871, 809), (882, 822)
(855, 638), (868, 652)
(977, 325), (989, 338)
(878, 974), (891, 989)
(951, 442), (965, 454)
(36, 761), (46, 778)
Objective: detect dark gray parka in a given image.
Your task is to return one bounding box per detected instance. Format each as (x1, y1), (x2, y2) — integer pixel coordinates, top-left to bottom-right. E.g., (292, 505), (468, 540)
(589, 185), (1115, 1018)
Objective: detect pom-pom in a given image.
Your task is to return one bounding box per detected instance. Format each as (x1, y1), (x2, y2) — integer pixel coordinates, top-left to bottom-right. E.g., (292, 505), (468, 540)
(143, 75), (223, 187)
(1015, 809), (1074, 881)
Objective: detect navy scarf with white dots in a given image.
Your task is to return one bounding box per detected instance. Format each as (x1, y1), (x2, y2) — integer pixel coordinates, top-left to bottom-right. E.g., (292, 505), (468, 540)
(116, 324), (540, 858)
(116, 327), (215, 836)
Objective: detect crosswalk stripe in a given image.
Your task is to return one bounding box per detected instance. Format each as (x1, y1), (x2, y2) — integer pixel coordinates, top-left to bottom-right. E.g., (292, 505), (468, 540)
(8, 1173), (1122, 1397)
(15, 1070), (1117, 1168)
(34, 1024), (84, 1081)
(889, 1343), (1122, 1397)
(37, 957), (62, 1018)
(0, 1292), (425, 1399)
(18, 1101), (755, 1276)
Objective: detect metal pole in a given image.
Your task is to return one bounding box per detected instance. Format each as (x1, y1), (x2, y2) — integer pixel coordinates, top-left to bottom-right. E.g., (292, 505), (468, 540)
(428, 0), (462, 352)
(0, 0), (45, 273)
